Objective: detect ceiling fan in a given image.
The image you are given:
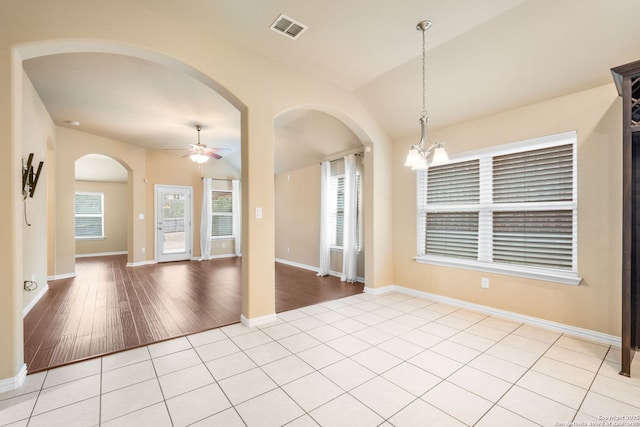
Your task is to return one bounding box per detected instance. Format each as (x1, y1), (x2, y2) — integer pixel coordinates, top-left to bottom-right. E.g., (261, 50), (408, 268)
(169, 124), (231, 164)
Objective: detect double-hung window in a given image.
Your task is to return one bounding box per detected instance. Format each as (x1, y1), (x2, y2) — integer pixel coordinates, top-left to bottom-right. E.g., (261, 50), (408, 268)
(211, 190), (233, 238)
(330, 172), (362, 250)
(416, 131), (579, 285)
(330, 175), (345, 247)
(75, 192), (104, 239)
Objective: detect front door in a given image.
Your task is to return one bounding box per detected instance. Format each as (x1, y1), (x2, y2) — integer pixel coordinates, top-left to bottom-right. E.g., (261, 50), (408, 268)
(156, 185), (192, 263)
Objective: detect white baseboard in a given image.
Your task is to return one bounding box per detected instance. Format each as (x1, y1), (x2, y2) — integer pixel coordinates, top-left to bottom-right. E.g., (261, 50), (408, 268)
(197, 254), (238, 261)
(47, 272), (76, 281)
(365, 284), (621, 347)
(275, 258), (365, 283)
(126, 260), (157, 267)
(241, 313), (278, 328)
(0, 364), (27, 393)
(23, 283), (49, 317)
(75, 251), (127, 258)
(275, 258), (319, 273)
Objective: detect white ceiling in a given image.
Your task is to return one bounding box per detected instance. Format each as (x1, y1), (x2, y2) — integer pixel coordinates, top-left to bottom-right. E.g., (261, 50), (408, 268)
(22, 0), (640, 175)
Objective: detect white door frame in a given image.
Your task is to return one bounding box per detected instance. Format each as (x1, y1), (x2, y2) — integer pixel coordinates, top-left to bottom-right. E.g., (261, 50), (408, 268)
(155, 184), (193, 263)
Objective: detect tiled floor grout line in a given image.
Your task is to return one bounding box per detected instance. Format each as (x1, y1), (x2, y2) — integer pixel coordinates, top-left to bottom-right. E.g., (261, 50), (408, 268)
(8, 293), (639, 427)
(309, 297), (514, 425)
(367, 298), (612, 426)
(219, 327), (303, 427)
(469, 329), (565, 427)
(569, 344), (613, 425)
(24, 368), (48, 426)
(295, 299), (483, 425)
(98, 357), (103, 427)
(296, 305), (418, 426)
(146, 345), (176, 427)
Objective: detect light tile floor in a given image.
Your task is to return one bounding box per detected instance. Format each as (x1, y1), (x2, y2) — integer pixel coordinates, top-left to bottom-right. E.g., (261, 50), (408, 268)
(2, 292), (640, 427)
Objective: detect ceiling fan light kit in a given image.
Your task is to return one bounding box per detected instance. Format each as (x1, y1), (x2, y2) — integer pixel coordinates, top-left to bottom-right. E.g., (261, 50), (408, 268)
(179, 124), (230, 164)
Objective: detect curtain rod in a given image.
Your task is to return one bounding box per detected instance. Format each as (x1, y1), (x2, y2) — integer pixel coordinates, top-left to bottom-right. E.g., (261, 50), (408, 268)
(322, 150), (365, 164)
(201, 177), (237, 181)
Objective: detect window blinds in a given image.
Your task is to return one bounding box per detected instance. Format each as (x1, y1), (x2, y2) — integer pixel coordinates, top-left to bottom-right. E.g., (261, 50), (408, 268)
(418, 138), (576, 273)
(419, 160), (480, 258)
(426, 160), (480, 205)
(330, 173), (362, 249)
(425, 212), (479, 259)
(493, 210), (574, 268)
(493, 144), (573, 203)
(331, 176), (345, 247)
(75, 192), (103, 238)
(491, 144), (575, 269)
(211, 190), (233, 237)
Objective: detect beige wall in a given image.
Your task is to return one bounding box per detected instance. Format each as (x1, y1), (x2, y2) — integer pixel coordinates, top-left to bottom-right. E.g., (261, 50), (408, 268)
(144, 149), (240, 260)
(75, 181), (128, 255)
(275, 165), (321, 267)
(55, 127), (146, 276)
(22, 70), (54, 312)
(275, 161), (365, 279)
(145, 149), (203, 260)
(1, 0), (393, 382)
(393, 83), (622, 336)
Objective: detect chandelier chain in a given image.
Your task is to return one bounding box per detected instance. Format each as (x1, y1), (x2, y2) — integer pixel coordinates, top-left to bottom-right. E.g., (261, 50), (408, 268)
(421, 25), (427, 119)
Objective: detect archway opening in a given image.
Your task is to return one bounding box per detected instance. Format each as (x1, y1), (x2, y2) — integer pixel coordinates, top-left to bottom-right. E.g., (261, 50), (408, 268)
(273, 108), (368, 299)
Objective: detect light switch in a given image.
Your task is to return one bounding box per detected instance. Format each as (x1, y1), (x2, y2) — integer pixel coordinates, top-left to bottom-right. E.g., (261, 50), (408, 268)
(256, 207), (263, 219)
(138, 213), (144, 220)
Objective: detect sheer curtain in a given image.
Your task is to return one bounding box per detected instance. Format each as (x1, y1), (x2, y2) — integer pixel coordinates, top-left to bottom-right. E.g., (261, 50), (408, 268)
(200, 178), (212, 260)
(317, 161), (331, 276)
(341, 154), (358, 282)
(232, 179), (242, 256)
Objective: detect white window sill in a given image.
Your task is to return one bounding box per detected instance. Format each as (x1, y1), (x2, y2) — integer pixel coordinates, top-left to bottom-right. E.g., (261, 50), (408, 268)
(75, 237), (105, 241)
(414, 255), (582, 286)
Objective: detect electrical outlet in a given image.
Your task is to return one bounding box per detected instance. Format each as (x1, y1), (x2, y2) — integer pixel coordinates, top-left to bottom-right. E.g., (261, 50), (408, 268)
(287, 246), (291, 253)
(141, 247), (145, 254)
(481, 277), (489, 289)
(222, 242), (226, 248)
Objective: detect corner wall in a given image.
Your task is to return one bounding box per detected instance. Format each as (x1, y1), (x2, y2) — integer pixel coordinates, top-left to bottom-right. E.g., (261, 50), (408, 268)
(22, 70), (54, 313)
(393, 84), (622, 336)
(275, 161), (366, 278)
(56, 127), (146, 275)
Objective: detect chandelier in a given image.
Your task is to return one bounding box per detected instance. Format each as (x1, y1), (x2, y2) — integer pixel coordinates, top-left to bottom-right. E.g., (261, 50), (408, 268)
(404, 20), (449, 170)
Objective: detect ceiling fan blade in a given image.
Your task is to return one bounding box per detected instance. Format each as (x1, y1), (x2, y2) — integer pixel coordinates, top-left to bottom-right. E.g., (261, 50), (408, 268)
(203, 147), (232, 155)
(181, 152), (222, 160)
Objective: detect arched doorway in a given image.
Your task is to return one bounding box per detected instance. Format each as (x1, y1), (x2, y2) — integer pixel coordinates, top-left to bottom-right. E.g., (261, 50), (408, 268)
(74, 154), (129, 259)
(273, 108), (369, 306)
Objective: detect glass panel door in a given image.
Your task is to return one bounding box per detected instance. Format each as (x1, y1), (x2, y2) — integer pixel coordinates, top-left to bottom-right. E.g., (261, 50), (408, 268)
(156, 185), (192, 262)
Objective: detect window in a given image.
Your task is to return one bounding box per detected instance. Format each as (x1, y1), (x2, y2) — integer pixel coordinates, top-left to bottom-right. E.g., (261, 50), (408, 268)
(330, 172), (362, 249)
(330, 175), (345, 247)
(75, 192), (104, 239)
(416, 131), (579, 284)
(211, 190), (233, 238)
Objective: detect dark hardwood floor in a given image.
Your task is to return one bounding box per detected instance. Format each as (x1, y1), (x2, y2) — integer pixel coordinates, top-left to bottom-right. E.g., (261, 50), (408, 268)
(24, 255), (363, 373)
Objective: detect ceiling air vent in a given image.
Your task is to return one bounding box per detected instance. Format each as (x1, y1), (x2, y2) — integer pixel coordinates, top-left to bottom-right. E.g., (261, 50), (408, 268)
(270, 14), (307, 40)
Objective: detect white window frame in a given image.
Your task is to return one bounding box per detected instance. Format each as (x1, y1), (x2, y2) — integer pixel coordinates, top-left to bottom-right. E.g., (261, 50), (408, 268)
(415, 131), (581, 285)
(330, 172), (362, 251)
(330, 174), (344, 249)
(211, 189), (233, 239)
(75, 191), (104, 240)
